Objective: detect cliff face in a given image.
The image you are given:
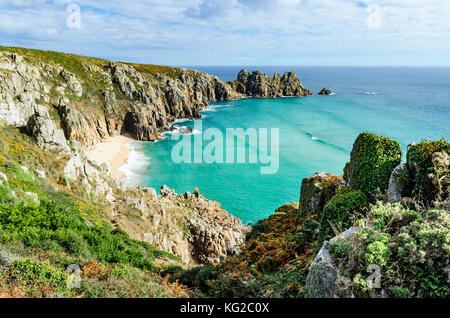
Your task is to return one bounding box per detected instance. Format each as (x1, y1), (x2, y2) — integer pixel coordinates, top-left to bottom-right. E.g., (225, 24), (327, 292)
(0, 49), (311, 150)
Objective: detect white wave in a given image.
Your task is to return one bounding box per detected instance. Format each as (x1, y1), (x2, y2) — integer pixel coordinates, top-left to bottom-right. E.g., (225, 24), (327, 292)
(202, 106), (218, 112)
(330, 93), (336, 95)
(173, 118), (191, 124)
(120, 140), (150, 187)
(163, 126), (201, 137)
(311, 136), (319, 140)
(202, 104), (239, 112)
(365, 92), (377, 95)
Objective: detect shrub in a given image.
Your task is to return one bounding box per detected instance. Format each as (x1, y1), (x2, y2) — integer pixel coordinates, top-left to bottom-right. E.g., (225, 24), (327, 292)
(364, 241), (390, 267)
(406, 139), (450, 204)
(0, 200), (161, 272)
(329, 239), (352, 259)
(344, 132), (402, 196)
(10, 258), (70, 295)
(318, 188), (369, 242)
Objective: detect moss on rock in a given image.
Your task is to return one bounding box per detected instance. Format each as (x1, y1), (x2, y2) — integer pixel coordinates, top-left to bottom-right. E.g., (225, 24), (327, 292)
(318, 188), (369, 243)
(406, 139), (450, 204)
(344, 132), (402, 196)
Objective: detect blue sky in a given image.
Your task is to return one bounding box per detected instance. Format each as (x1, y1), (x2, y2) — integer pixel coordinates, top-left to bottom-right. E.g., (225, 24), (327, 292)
(0, 0), (449, 66)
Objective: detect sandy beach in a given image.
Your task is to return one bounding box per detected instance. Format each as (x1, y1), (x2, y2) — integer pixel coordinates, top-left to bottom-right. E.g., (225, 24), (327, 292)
(86, 134), (134, 179)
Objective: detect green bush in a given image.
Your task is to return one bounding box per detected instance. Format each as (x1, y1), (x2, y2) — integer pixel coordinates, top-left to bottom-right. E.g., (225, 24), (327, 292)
(406, 139), (450, 204)
(344, 132), (402, 195)
(0, 200), (163, 271)
(10, 258), (70, 294)
(318, 188), (368, 242)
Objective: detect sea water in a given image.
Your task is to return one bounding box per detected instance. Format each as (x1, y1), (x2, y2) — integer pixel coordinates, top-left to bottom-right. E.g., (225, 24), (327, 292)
(122, 67), (450, 225)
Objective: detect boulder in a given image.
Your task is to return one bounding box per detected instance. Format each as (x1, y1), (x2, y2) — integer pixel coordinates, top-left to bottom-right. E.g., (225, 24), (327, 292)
(406, 140), (450, 204)
(388, 163), (409, 203)
(318, 88), (332, 95)
(60, 70), (83, 96)
(26, 107), (69, 152)
(306, 227), (361, 298)
(0, 171), (8, 185)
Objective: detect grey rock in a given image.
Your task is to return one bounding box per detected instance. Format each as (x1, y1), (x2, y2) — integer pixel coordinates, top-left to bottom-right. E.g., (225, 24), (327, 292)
(388, 163), (409, 203)
(306, 227), (361, 298)
(236, 69), (311, 98)
(27, 109), (69, 151)
(318, 88), (332, 95)
(299, 172), (345, 217)
(0, 171), (8, 185)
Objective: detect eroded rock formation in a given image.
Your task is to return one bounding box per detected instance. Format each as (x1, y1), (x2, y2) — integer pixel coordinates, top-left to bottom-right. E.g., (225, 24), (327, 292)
(234, 69), (311, 98)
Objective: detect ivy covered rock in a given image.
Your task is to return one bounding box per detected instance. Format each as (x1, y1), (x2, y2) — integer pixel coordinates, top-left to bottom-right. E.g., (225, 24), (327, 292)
(318, 188), (369, 243)
(344, 132), (402, 196)
(406, 139), (450, 205)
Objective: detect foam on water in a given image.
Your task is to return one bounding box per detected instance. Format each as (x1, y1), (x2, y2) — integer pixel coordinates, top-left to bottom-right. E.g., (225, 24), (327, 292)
(120, 140), (149, 187)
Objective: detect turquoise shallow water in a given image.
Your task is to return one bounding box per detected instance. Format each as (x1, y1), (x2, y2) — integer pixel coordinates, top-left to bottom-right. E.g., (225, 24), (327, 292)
(124, 67), (450, 225)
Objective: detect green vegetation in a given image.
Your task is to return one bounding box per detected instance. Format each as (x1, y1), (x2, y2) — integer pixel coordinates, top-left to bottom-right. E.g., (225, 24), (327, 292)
(344, 132), (402, 196)
(329, 203), (450, 298)
(169, 203), (318, 298)
(406, 139), (450, 204)
(318, 188), (369, 243)
(1, 46), (448, 298)
(0, 125), (185, 298)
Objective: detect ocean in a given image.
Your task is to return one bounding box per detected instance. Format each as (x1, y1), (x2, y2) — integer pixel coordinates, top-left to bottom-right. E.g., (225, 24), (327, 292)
(121, 67), (450, 225)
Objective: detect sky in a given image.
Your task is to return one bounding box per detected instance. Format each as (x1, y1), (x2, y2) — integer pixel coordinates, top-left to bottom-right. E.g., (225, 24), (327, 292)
(0, 0), (449, 66)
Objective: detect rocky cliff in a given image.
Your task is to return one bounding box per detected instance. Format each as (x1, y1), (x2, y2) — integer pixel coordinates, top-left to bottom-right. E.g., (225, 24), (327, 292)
(0, 46), (260, 265)
(0, 48), (312, 150)
(0, 48), (244, 149)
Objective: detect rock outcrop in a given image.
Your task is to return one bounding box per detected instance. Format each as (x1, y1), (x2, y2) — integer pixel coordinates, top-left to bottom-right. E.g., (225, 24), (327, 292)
(26, 105), (69, 152)
(388, 163), (409, 203)
(406, 141), (450, 205)
(306, 227), (361, 298)
(115, 186), (249, 264)
(298, 172), (345, 217)
(343, 132), (402, 196)
(234, 69), (311, 98)
(318, 88), (332, 95)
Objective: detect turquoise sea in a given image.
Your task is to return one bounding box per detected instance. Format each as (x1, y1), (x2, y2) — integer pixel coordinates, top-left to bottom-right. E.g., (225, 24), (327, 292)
(122, 67), (450, 225)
